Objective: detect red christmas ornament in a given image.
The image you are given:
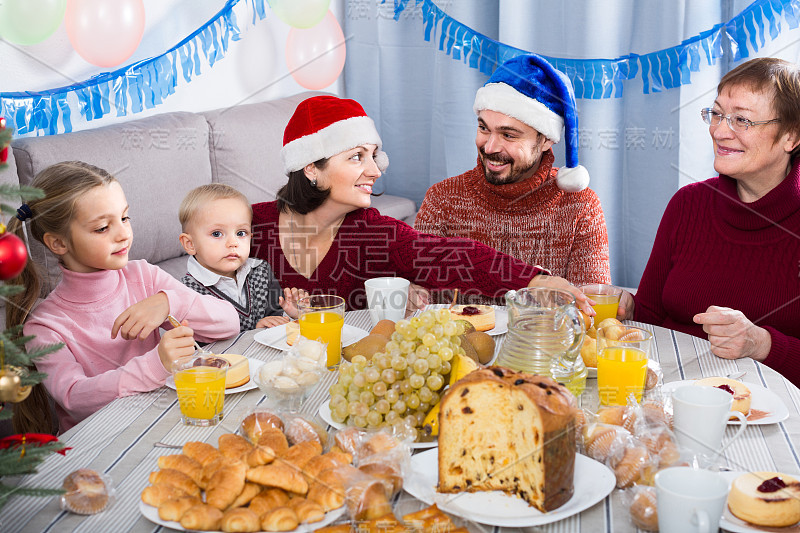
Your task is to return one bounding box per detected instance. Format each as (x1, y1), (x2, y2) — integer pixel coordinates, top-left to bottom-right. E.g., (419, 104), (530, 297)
(0, 232), (27, 280)
(0, 433), (71, 456)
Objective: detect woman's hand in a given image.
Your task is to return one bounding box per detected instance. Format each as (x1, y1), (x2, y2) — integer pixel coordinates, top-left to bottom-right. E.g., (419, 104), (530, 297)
(157, 320), (196, 370)
(112, 292), (170, 340)
(527, 275), (595, 316)
(256, 315), (291, 329)
(617, 290), (635, 320)
(279, 288), (308, 319)
(693, 305), (772, 362)
(406, 283), (431, 314)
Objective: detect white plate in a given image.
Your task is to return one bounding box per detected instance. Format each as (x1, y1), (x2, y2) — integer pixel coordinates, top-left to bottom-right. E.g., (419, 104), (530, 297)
(318, 400), (438, 449)
(485, 307), (508, 336)
(139, 500), (345, 532)
(718, 471), (800, 532)
(662, 380), (790, 425)
(587, 358), (657, 379)
(166, 359), (265, 395)
(253, 324), (368, 352)
(403, 449), (615, 527)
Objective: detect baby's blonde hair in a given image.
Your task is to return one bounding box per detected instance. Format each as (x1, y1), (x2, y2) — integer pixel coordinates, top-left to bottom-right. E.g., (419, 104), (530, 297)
(179, 184), (251, 232)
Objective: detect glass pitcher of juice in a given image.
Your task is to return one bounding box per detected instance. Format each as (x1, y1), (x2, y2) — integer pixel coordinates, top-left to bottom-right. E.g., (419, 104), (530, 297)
(495, 287), (587, 397)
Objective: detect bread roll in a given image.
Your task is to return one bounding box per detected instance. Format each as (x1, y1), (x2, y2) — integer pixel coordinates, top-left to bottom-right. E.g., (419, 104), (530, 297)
(180, 504), (223, 531)
(148, 468), (200, 498)
(261, 506), (299, 532)
(157, 495), (202, 522)
(157, 454), (202, 484)
(221, 507), (261, 532)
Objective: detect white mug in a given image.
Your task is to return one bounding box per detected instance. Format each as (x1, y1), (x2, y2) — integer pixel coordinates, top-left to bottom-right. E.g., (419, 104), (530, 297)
(656, 466), (729, 533)
(672, 385), (747, 459)
(364, 277), (410, 325)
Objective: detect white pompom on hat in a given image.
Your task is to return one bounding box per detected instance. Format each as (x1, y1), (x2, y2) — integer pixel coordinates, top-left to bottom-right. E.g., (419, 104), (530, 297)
(474, 54), (589, 192)
(281, 95), (389, 175)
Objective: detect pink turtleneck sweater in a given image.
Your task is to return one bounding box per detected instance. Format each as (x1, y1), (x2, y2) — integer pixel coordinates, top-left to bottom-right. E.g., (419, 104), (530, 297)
(415, 150), (611, 286)
(24, 260), (239, 432)
(634, 160), (800, 386)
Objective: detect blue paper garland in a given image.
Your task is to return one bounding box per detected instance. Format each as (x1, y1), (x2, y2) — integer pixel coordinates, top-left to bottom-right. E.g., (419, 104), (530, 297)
(390, 0), (800, 99)
(0, 0), (269, 136)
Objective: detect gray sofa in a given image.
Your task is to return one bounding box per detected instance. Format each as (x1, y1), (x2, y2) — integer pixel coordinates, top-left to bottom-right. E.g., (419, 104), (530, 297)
(3, 92), (416, 316)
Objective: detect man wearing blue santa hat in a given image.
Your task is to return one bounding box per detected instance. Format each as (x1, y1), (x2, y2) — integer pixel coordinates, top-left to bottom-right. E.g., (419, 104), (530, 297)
(416, 53), (611, 292)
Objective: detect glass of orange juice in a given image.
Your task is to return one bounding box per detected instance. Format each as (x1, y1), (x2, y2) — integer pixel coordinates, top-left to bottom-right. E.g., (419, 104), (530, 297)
(579, 284), (623, 325)
(298, 295), (346, 370)
(172, 354), (229, 426)
(597, 325), (652, 406)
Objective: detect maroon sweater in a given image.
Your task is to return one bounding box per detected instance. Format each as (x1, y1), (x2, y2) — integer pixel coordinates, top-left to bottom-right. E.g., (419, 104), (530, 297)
(634, 160), (800, 386)
(251, 202), (542, 310)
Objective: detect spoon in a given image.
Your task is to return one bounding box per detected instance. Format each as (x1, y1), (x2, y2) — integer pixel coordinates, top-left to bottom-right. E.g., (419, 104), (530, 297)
(166, 315), (206, 354)
(153, 442), (182, 449)
(726, 371), (747, 381)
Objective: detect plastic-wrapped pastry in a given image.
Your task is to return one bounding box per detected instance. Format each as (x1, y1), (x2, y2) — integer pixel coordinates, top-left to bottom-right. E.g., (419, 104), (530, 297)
(333, 427), (363, 456)
(221, 507), (261, 532)
(61, 469), (112, 515)
(240, 411), (285, 443)
(284, 416), (327, 447)
(628, 485), (658, 531)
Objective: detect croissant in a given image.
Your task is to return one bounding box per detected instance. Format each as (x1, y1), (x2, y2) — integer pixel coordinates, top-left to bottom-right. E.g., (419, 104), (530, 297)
(260, 506), (299, 532)
(240, 411), (284, 443)
(228, 482), (261, 509)
(158, 495), (202, 522)
(219, 433), (253, 460)
(141, 483), (188, 507)
(157, 454), (202, 484)
(180, 504), (224, 531)
(256, 428), (289, 456)
(306, 482), (345, 512)
(246, 463), (308, 495)
(286, 497), (325, 524)
(324, 449), (354, 467)
(220, 507), (261, 532)
(183, 441), (223, 467)
(206, 460), (247, 509)
(201, 455), (240, 489)
(148, 468), (201, 498)
(314, 525), (353, 533)
(244, 444), (276, 467)
(248, 488), (290, 518)
(280, 440), (322, 470)
(301, 455), (340, 485)
(346, 479), (392, 521)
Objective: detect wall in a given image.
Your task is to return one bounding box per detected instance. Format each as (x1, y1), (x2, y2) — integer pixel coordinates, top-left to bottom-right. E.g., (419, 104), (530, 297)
(0, 0), (344, 134)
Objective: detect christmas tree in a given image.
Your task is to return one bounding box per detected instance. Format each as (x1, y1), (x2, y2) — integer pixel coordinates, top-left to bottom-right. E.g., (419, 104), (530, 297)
(0, 118), (67, 509)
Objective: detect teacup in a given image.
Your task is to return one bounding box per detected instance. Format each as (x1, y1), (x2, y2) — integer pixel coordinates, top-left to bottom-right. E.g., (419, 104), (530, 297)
(672, 385), (747, 458)
(656, 466), (729, 533)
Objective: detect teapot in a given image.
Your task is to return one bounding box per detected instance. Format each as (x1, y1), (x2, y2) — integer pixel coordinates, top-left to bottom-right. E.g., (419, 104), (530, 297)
(495, 287), (587, 396)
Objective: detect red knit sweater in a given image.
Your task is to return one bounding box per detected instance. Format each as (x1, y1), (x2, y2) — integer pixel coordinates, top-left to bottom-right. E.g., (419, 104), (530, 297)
(634, 160), (800, 386)
(415, 150), (610, 286)
(250, 202), (542, 310)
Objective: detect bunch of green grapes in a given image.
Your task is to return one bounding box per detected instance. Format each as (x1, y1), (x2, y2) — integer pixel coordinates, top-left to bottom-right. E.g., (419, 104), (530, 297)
(328, 308), (467, 440)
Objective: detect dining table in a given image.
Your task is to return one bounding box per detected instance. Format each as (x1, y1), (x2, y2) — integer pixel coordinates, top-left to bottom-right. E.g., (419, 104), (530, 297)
(2, 308), (799, 533)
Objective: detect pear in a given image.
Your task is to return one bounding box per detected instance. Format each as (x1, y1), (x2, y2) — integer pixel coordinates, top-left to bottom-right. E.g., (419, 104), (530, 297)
(342, 333), (389, 362)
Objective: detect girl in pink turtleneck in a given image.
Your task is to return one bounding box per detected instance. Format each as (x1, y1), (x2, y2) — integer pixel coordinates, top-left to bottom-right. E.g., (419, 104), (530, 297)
(7, 161), (239, 434)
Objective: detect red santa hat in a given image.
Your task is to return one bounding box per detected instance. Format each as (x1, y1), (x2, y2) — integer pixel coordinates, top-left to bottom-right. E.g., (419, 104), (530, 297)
(281, 96), (389, 174)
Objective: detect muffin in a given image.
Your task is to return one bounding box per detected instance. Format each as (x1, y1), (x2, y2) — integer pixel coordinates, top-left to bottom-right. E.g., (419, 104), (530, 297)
(61, 469), (111, 515)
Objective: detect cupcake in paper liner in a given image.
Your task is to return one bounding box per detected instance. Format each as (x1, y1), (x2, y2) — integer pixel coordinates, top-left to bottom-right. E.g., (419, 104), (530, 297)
(60, 469), (116, 515)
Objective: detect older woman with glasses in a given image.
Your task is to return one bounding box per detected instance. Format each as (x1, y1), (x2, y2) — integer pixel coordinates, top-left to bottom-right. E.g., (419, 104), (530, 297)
(618, 57), (800, 387)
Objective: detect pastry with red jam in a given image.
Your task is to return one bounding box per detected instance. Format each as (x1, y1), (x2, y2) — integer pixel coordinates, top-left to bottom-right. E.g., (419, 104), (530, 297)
(694, 376), (752, 416)
(728, 471), (800, 527)
(450, 304), (495, 332)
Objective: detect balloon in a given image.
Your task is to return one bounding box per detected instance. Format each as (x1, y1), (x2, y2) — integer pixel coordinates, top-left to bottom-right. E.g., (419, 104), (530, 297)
(268, 0), (330, 29)
(285, 11), (346, 90)
(0, 0), (66, 45)
(65, 0), (145, 68)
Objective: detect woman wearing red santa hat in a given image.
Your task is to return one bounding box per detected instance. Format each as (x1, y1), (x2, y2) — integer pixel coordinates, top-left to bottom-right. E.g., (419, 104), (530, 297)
(250, 95), (590, 312)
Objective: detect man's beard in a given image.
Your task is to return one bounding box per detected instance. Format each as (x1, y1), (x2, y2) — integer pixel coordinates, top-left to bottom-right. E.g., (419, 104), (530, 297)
(479, 148), (539, 185)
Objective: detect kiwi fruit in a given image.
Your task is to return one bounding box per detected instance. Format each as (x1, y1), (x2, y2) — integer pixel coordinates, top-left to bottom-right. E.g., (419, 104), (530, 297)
(464, 331), (495, 365)
(370, 319), (395, 338)
(342, 333), (389, 362)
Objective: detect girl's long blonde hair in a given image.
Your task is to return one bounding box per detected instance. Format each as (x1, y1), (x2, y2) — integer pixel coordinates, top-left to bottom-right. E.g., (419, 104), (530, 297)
(7, 161), (117, 434)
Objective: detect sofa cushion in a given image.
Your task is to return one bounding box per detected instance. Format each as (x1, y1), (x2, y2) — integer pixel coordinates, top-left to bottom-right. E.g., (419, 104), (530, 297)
(12, 112), (214, 290)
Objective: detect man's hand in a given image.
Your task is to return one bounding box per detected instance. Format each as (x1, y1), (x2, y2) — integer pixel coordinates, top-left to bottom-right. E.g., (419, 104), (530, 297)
(279, 288), (307, 319)
(256, 315), (291, 329)
(693, 305), (771, 362)
(113, 292), (169, 340)
(158, 320), (196, 370)
(527, 275), (595, 316)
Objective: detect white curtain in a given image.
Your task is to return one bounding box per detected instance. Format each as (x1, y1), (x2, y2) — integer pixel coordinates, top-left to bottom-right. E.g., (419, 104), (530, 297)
(344, 0), (800, 287)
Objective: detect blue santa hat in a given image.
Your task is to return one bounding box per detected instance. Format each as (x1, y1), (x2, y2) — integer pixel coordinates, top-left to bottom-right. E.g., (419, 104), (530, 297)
(473, 54), (590, 192)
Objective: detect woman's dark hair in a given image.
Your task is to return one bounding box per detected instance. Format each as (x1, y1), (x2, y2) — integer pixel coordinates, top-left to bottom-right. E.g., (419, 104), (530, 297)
(276, 158), (331, 214)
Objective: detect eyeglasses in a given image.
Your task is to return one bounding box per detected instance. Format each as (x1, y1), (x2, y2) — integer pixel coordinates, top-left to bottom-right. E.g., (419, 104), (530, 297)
(700, 108), (780, 132)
